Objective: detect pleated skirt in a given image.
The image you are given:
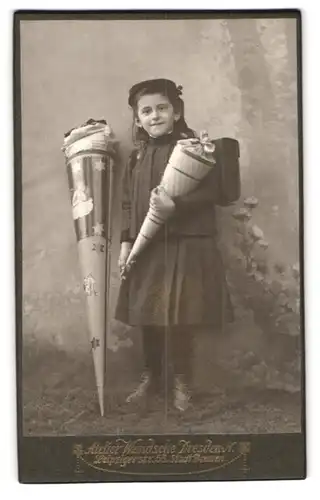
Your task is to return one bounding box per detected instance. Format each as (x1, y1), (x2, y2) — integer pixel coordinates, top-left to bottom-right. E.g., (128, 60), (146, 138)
(115, 235), (234, 329)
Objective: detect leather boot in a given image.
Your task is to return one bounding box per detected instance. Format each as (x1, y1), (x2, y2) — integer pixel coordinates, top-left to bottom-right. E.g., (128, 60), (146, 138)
(126, 371), (158, 404)
(173, 374), (191, 412)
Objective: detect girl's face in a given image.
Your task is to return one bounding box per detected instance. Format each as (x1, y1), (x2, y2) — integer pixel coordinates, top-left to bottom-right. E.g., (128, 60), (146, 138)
(135, 93), (181, 138)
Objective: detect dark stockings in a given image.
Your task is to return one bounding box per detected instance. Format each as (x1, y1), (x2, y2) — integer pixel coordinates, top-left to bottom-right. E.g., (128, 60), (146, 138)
(142, 326), (193, 382)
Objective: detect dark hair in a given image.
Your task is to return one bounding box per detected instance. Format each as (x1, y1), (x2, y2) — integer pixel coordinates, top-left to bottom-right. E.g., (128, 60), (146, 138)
(128, 80), (195, 145)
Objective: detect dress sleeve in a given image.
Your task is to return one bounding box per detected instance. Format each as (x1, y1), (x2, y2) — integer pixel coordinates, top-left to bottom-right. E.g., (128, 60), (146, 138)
(120, 151), (136, 243)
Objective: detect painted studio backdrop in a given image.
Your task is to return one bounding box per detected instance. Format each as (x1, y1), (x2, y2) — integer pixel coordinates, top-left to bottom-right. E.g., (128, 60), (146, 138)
(21, 18), (301, 435)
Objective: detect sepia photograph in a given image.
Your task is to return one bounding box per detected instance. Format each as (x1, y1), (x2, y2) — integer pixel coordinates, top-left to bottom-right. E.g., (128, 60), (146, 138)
(15, 10), (305, 481)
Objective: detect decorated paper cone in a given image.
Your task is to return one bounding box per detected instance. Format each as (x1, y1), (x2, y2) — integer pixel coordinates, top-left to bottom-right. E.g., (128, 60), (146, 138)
(63, 121), (117, 416)
(161, 142), (214, 198)
(124, 135), (215, 273)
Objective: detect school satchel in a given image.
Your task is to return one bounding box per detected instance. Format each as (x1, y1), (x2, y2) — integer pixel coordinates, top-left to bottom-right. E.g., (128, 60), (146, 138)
(213, 138), (241, 206)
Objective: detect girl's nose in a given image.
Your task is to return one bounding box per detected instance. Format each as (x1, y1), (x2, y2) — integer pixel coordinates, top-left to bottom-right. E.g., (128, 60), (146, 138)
(151, 109), (160, 120)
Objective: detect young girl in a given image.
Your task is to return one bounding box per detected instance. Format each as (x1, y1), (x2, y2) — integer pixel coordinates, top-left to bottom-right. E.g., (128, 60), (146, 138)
(115, 78), (237, 412)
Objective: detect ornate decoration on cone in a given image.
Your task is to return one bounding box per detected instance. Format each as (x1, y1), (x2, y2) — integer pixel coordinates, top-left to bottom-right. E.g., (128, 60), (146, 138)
(90, 337), (100, 350)
(92, 243), (105, 253)
(94, 158), (106, 171)
(71, 159), (83, 174)
(93, 222), (104, 236)
(83, 273), (98, 296)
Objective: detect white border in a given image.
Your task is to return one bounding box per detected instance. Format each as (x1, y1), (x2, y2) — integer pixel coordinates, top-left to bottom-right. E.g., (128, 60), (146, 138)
(1, 0), (319, 497)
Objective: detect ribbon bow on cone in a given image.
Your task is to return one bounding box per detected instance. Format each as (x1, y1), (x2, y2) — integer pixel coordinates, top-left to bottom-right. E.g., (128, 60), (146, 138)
(178, 130), (216, 161)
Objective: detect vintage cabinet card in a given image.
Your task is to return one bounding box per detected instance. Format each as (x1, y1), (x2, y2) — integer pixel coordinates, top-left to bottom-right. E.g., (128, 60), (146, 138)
(15, 9), (305, 482)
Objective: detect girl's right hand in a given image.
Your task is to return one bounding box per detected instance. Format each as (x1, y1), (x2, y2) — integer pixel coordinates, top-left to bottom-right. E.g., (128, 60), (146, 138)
(118, 242), (133, 273)
(150, 186), (175, 216)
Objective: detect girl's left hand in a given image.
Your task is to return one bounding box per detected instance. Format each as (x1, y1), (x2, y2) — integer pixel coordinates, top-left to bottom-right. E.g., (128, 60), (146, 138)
(150, 186), (175, 216)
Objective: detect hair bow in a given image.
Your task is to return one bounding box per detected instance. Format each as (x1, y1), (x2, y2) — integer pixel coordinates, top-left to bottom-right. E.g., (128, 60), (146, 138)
(176, 85), (183, 97)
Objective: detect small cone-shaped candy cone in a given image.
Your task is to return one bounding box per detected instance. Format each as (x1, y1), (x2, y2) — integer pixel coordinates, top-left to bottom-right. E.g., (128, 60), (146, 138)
(124, 136), (215, 273)
(63, 121), (117, 416)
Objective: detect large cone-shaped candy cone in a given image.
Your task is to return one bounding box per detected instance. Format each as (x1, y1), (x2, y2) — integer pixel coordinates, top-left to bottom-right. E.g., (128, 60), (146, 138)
(63, 120), (117, 416)
(124, 135), (215, 273)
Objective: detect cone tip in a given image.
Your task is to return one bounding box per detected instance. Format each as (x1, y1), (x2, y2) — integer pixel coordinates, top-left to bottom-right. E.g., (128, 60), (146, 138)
(98, 386), (104, 417)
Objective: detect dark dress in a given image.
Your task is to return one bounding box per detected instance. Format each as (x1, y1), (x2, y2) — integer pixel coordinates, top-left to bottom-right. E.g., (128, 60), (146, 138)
(115, 131), (237, 329)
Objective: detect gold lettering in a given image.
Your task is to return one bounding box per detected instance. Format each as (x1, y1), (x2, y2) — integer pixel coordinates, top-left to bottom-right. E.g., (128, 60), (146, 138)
(225, 442), (237, 453)
(79, 438), (241, 471)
